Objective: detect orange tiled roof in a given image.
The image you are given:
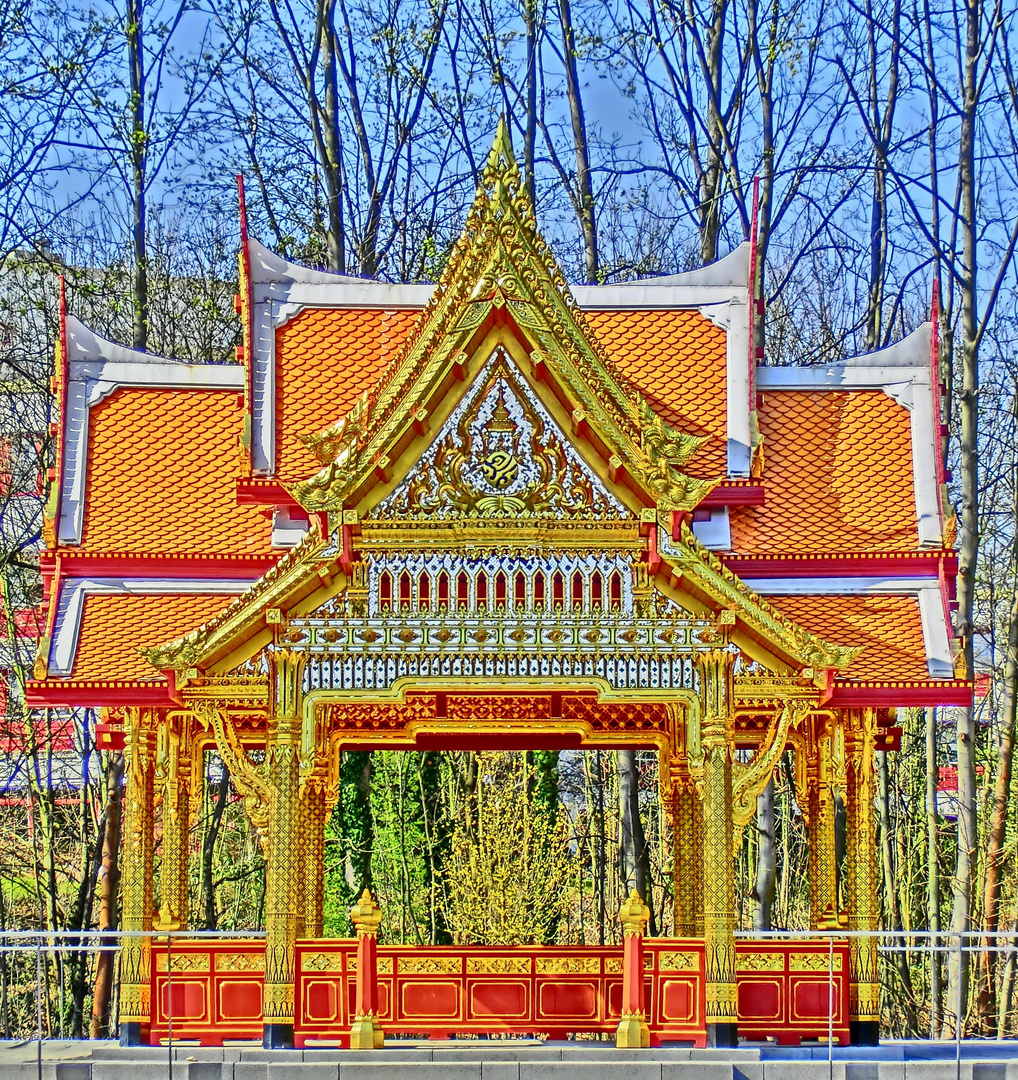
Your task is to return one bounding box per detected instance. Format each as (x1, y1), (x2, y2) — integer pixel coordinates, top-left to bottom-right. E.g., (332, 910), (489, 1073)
(69, 593), (238, 681)
(80, 387), (273, 556)
(765, 594), (929, 682)
(585, 310), (728, 477)
(275, 308), (421, 482)
(275, 305), (728, 483)
(729, 390), (917, 553)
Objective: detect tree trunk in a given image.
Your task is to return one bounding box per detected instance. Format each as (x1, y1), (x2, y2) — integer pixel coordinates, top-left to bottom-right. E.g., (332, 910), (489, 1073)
(980, 497), (1018, 1030)
(319, 0), (346, 273)
(90, 752), (122, 1038)
(556, 0), (597, 282)
(945, 0), (982, 1037)
(752, 779), (776, 930)
(618, 749), (655, 933)
(202, 762), (230, 930)
(127, 0), (148, 350)
(926, 706), (943, 1036)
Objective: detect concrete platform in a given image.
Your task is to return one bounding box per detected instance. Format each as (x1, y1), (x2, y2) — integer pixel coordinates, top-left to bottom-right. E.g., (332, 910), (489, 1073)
(1, 1040), (1016, 1079)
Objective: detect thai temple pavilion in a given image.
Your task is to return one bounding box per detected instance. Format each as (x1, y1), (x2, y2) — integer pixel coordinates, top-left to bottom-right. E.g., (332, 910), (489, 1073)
(27, 124), (968, 1050)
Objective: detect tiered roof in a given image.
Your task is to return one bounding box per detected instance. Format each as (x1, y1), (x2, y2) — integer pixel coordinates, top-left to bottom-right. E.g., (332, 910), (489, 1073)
(27, 128), (966, 710)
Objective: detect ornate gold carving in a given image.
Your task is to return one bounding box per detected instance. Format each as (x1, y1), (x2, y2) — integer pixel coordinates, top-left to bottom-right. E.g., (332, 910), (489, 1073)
(156, 953), (210, 973)
(789, 953), (844, 972)
(399, 956), (460, 975)
(375, 359), (626, 521)
(659, 951), (699, 971)
(217, 953), (264, 972)
(731, 702), (805, 829)
(195, 701), (270, 840)
(737, 953), (784, 972)
(303, 953), (344, 972)
(535, 956), (599, 975)
(466, 956), (530, 975)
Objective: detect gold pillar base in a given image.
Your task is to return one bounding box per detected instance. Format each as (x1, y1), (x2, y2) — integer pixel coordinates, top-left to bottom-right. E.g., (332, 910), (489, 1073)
(349, 1014), (384, 1049)
(615, 1012), (650, 1048)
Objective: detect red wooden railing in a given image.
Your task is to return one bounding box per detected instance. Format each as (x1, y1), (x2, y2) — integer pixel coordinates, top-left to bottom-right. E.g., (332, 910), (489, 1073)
(147, 937), (850, 1048)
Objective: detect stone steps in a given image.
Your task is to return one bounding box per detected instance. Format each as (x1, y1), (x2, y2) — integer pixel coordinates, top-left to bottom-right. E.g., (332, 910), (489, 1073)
(2, 1042), (1016, 1080)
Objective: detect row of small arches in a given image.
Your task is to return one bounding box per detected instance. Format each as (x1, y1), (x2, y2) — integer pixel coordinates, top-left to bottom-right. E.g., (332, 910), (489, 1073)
(377, 568), (625, 612)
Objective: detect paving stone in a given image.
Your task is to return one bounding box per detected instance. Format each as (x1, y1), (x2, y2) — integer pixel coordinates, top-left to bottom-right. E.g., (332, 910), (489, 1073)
(55, 1065), (92, 1080)
(972, 1065), (1009, 1080)
(92, 1064), (190, 1080)
(265, 1064), (338, 1080)
(519, 1062), (663, 1080)
(339, 1065), (481, 1080)
(661, 1063), (733, 1079)
(186, 1063), (222, 1080)
(481, 1064), (520, 1080)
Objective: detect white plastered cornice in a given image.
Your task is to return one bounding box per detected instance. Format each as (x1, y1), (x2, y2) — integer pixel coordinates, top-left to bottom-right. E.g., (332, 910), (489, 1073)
(49, 577), (252, 677)
(60, 318), (244, 545)
(754, 323), (942, 546)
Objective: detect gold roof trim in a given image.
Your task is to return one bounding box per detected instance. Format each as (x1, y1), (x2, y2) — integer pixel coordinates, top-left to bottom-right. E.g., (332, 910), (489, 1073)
(664, 521), (862, 674)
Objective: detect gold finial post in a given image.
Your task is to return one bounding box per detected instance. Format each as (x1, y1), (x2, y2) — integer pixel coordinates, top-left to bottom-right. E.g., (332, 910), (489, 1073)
(615, 889), (651, 1048)
(349, 889), (384, 1049)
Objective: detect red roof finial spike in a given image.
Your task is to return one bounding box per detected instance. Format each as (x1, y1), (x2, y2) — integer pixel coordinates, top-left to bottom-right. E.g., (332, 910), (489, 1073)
(237, 174), (249, 247)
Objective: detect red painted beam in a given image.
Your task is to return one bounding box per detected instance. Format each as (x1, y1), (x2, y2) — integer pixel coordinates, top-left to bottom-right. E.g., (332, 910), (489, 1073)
(721, 550), (957, 579)
(26, 679), (174, 709)
(698, 481), (765, 508)
(830, 679), (972, 707)
(236, 477), (297, 506)
(40, 551), (276, 580)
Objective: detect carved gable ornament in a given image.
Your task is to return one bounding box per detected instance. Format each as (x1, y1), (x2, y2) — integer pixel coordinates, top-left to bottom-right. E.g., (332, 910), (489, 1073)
(372, 351), (627, 521)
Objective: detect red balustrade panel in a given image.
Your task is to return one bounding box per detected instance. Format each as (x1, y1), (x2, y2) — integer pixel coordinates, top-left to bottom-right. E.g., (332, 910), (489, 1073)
(293, 940), (707, 1048)
(149, 940), (265, 1046)
(736, 940), (851, 1046)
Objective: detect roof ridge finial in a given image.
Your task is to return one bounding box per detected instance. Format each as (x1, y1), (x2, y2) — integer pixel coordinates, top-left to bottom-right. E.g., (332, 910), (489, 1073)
(486, 114), (516, 173)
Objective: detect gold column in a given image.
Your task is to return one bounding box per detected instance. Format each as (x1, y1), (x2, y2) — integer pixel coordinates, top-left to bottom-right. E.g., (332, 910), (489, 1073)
(846, 708), (880, 1044)
(263, 647), (306, 1048)
(155, 714), (190, 931)
(670, 770), (703, 938)
(807, 725), (839, 930)
(302, 779), (327, 938)
(119, 707), (156, 1046)
(694, 637), (738, 1047)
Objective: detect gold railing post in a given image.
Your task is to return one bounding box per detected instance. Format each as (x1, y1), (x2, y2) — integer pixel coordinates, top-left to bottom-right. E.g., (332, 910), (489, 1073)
(349, 889), (384, 1049)
(119, 707), (156, 1046)
(262, 647), (306, 1049)
(846, 708), (880, 1044)
(615, 889), (651, 1048)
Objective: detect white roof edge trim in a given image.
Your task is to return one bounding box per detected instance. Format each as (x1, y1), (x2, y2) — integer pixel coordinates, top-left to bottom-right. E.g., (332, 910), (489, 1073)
(571, 283), (746, 309)
(59, 345), (243, 546)
(248, 237), (372, 286)
(918, 586), (955, 678)
(48, 577), (251, 677)
(595, 242), (751, 289)
(751, 577), (937, 595)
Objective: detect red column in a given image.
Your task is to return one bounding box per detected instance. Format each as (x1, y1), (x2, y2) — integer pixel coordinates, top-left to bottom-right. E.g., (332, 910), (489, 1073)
(616, 890), (651, 1048)
(349, 890), (383, 1049)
